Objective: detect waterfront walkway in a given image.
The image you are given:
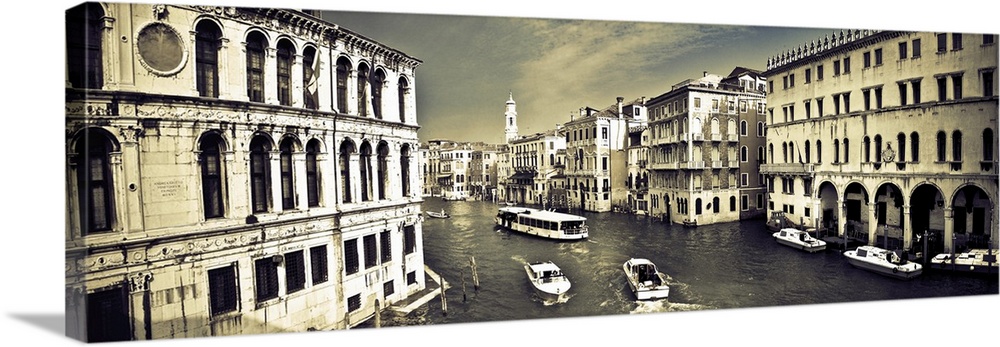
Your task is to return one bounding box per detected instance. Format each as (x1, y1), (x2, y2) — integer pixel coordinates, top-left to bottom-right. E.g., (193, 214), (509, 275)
(385, 265), (448, 315)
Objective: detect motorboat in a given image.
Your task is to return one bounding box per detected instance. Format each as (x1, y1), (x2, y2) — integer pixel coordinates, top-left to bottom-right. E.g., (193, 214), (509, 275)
(622, 258), (670, 300)
(773, 228), (827, 253)
(928, 249), (998, 275)
(843, 245), (923, 279)
(425, 209), (450, 219)
(524, 261), (571, 302)
(495, 206), (588, 240)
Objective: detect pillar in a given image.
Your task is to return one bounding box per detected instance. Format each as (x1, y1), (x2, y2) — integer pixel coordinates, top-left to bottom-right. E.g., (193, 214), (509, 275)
(944, 207), (955, 253)
(265, 47), (278, 105)
(270, 150), (284, 213)
(903, 204), (912, 250)
(128, 272), (153, 340)
(294, 151), (308, 210)
(867, 198), (878, 246)
(217, 38), (231, 99)
(837, 196), (846, 237)
(291, 54), (304, 108)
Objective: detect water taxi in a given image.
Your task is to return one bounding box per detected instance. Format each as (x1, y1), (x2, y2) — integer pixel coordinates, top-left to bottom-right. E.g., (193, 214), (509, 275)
(773, 228), (827, 253)
(425, 209), (450, 219)
(524, 261), (571, 302)
(494, 206), (588, 240)
(843, 245), (923, 279)
(623, 258), (670, 300)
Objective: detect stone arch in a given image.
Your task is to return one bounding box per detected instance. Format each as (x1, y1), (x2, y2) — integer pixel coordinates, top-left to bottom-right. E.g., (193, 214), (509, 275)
(873, 181), (905, 248)
(950, 184), (993, 250)
(910, 183), (945, 255)
(843, 181), (870, 243)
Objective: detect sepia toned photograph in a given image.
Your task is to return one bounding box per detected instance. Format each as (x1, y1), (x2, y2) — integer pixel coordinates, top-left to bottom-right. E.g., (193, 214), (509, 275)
(6, 0), (999, 346)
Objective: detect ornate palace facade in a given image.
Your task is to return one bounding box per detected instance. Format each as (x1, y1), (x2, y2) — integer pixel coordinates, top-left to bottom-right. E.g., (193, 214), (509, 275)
(65, 3), (425, 342)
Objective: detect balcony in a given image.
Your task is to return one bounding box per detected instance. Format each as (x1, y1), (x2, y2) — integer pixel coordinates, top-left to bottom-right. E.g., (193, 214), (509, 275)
(711, 160), (722, 168)
(727, 160), (739, 167)
(759, 163), (814, 175)
(685, 161), (705, 169)
(710, 133), (721, 142)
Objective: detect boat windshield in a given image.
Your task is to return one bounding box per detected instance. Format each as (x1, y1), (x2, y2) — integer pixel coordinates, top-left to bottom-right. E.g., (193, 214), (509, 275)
(561, 221), (585, 230)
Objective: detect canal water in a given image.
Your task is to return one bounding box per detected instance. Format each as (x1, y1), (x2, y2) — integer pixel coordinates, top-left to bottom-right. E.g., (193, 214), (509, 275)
(379, 198), (998, 328)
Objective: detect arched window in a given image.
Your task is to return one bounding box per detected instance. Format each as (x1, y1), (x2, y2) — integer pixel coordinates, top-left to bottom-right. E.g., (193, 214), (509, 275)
(75, 129), (115, 235)
(897, 133), (906, 162)
(757, 122), (764, 137)
(710, 118), (720, 134)
(816, 140), (822, 163)
(340, 141), (355, 203)
(984, 129), (995, 161)
(245, 32), (267, 102)
(834, 139), (840, 163)
(874, 135), (883, 162)
(195, 20), (221, 98)
(952, 130), (962, 162)
(372, 69), (386, 119)
(789, 143), (795, 163)
(843, 138), (850, 163)
(713, 197), (720, 213)
(401, 144), (411, 197)
(805, 141), (811, 163)
(740, 146), (748, 162)
(336, 57), (350, 113)
(769, 143), (774, 164)
(740, 120), (748, 136)
(303, 46), (318, 110)
(200, 133), (226, 219)
(357, 64), (370, 117)
(729, 196), (736, 212)
(279, 137), (297, 209)
(66, 3), (104, 89)
(758, 146), (764, 164)
(377, 142), (389, 200)
(360, 142), (372, 201)
(276, 40), (294, 106)
(306, 140), (321, 207)
(863, 136), (871, 162)
(937, 131), (947, 161)
(398, 77), (408, 122)
(911, 132), (920, 162)
(695, 198), (702, 215)
(249, 135), (272, 213)
(782, 142), (788, 163)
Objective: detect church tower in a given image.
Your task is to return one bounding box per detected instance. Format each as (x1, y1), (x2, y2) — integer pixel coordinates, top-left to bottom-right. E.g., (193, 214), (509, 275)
(504, 92), (519, 144)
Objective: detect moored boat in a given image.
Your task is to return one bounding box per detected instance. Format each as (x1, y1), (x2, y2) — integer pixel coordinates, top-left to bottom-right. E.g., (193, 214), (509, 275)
(495, 206), (588, 240)
(843, 245), (923, 279)
(425, 209), (450, 219)
(773, 228), (827, 253)
(623, 258), (670, 300)
(928, 249), (998, 275)
(524, 261), (571, 302)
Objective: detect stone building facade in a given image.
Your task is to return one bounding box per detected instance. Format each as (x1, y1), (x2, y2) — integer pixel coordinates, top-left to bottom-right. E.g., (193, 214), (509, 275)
(564, 97), (646, 212)
(506, 130), (567, 206)
(647, 71), (766, 225)
(761, 30), (998, 254)
(65, 3), (425, 342)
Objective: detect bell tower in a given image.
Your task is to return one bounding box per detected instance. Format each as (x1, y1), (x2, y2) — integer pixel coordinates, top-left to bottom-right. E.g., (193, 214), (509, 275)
(504, 91), (518, 144)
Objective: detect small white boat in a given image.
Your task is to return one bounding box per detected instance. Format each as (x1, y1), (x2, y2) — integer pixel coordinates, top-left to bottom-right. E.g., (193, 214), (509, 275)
(928, 249), (999, 275)
(843, 245), (923, 279)
(623, 258), (670, 300)
(425, 209), (450, 219)
(773, 228), (827, 253)
(524, 261), (571, 302)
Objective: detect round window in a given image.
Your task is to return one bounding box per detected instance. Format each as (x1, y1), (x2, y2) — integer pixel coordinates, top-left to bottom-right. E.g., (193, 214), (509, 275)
(136, 22), (187, 76)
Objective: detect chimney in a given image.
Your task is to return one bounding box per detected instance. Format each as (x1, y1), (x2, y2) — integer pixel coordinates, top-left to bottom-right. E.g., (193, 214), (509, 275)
(617, 97), (624, 119)
(570, 112), (574, 121)
(703, 71), (708, 77)
(640, 96), (646, 105)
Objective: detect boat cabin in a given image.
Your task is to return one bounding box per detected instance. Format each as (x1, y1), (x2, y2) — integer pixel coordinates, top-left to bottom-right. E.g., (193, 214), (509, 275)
(630, 262), (662, 286)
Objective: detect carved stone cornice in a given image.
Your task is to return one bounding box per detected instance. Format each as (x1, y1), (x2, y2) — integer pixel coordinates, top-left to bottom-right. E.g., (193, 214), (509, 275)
(189, 5), (337, 44)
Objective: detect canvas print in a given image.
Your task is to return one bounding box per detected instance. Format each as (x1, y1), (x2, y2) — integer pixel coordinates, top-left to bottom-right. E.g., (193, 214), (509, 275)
(64, 1), (999, 343)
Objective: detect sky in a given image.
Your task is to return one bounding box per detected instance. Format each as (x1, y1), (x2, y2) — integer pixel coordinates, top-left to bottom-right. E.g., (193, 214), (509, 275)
(2, 1), (999, 347)
(320, 10), (838, 143)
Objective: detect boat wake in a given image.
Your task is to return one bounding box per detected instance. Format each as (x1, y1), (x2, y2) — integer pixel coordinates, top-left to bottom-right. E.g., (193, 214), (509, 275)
(536, 292), (574, 306)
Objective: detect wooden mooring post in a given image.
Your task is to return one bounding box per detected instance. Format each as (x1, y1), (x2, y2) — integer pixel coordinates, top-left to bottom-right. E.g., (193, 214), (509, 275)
(374, 300), (381, 328)
(461, 269), (467, 302)
(470, 256), (481, 291)
(439, 274), (448, 316)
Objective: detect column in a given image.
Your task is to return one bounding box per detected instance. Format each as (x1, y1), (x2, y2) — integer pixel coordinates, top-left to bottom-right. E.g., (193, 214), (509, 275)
(867, 199), (877, 246)
(902, 204), (912, 250)
(223, 150), (237, 217)
(128, 272), (153, 340)
(270, 150), (284, 213)
(119, 128), (144, 233)
(348, 70), (358, 115)
(319, 152), (335, 207)
(349, 154), (361, 204)
(217, 38), (231, 99)
(944, 207), (955, 253)
(265, 47), (279, 105)
(294, 151), (308, 210)
(291, 54), (304, 108)
(837, 196), (846, 237)
(238, 42), (250, 101)
(317, 46), (333, 112)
